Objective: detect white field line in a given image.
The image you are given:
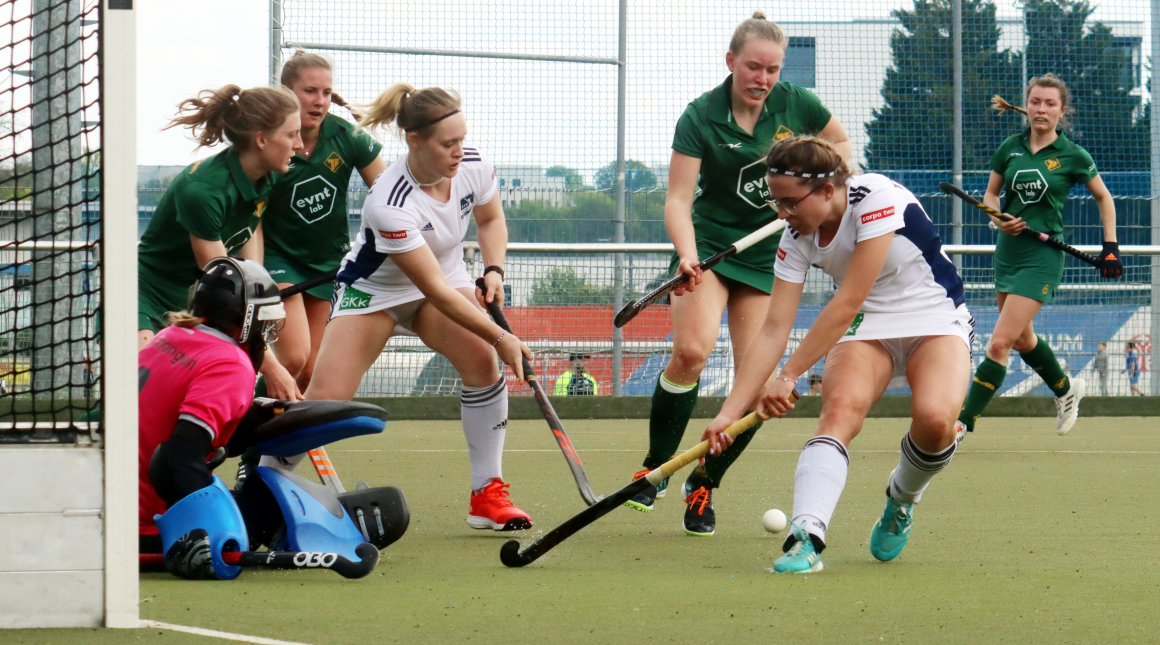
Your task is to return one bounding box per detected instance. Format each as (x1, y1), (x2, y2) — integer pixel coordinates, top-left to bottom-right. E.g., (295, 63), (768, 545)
(141, 620), (313, 645)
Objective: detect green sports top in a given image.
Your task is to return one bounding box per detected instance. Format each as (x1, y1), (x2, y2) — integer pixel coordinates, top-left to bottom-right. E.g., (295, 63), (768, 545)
(990, 129), (1098, 237)
(139, 146), (273, 309)
(264, 115), (382, 274)
(672, 77), (831, 272)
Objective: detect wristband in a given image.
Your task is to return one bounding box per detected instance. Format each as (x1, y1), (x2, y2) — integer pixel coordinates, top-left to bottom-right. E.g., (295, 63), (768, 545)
(484, 265), (505, 280)
(492, 331), (506, 347)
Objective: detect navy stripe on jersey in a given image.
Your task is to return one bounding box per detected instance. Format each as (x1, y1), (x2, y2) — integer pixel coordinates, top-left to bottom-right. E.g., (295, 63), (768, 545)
(897, 203), (965, 308)
(462, 147), (482, 163)
(387, 175), (413, 208)
(337, 228), (389, 284)
(848, 185), (872, 206)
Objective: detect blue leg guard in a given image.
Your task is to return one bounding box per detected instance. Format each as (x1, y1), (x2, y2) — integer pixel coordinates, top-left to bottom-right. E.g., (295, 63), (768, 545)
(154, 477), (248, 580)
(257, 466), (365, 560)
(250, 400), (386, 458)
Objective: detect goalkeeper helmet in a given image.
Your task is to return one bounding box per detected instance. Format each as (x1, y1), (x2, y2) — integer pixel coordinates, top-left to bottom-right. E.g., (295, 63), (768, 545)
(190, 257), (285, 370)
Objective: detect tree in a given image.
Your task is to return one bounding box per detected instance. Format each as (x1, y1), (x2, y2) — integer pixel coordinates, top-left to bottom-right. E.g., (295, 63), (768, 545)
(1023, 0), (1146, 171)
(545, 165), (588, 191)
(864, 0), (1022, 172)
(593, 160), (657, 193)
(529, 267), (615, 305)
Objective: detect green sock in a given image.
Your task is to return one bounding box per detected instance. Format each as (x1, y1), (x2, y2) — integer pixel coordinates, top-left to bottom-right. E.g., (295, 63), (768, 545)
(958, 358), (1007, 432)
(643, 375), (698, 469)
(1018, 336), (1070, 397)
(699, 423), (763, 487)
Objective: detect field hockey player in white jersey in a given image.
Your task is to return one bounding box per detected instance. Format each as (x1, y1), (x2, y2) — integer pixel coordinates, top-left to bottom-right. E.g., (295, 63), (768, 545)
(701, 136), (973, 573)
(304, 84), (535, 532)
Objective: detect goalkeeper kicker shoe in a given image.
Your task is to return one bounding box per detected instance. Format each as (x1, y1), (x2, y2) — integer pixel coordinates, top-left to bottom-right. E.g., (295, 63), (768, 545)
(1054, 377), (1085, 435)
(624, 468), (668, 512)
(467, 478), (532, 531)
(772, 524), (824, 574)
(682, 480), (716, 537)
(869, 496), (914, 562)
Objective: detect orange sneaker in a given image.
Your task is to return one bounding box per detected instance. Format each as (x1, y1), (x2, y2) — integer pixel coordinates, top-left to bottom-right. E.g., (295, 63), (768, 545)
(467, 478), (533, 531)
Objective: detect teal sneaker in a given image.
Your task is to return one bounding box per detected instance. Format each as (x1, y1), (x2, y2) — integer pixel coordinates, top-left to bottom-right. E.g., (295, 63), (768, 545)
(772, 524), (824, 574)
(869, 496), (914, 562)
(624, 468), (668, 512)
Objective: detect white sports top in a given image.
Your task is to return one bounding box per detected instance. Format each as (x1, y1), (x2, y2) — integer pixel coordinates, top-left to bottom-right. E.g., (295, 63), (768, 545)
(336, 147), (498, 305)
(774, 173), (965, 316)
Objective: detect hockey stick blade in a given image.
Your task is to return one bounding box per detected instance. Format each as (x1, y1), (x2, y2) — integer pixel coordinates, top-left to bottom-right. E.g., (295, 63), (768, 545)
(614, 218), (788, 328)
(223, 542), (379, 579)
(937, 182), (1100, 267)
(499, 412), (762, 567)
(476, 278), (602, 506)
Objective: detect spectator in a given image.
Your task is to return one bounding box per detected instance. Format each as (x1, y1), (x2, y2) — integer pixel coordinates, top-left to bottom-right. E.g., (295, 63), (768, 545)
(554, 353), (598, 396)
(1126, 341), (1144, 396)
(1092, 342), (1108, 396)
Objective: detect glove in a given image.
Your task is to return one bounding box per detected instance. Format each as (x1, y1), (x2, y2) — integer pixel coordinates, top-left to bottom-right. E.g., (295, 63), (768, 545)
(1097, 241), (1123, 279)
(164, 529), (220, 580)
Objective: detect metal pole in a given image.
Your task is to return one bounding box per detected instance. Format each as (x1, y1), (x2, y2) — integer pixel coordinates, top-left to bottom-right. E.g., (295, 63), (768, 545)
(270, 0), (284, 85)
(30, 0), (84, 402)
(611, 0), (627, 396)
(1150, 0), (1159, 394)
(951, 0), (963, 266)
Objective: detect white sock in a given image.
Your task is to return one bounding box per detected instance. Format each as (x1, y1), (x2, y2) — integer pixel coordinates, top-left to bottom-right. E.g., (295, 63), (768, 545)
(461, 378), (508, 491)
(791, 436), (850, 544)
(888, 432), (956, 504)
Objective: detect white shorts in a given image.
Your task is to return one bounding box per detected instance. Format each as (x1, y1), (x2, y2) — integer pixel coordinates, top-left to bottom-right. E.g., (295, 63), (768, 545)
(329, 264), (475, 336)
(836, 305), (974, 388)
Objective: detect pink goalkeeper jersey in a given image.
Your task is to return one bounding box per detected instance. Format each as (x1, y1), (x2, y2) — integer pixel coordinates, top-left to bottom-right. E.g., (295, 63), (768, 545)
(138, 324), (256, 535)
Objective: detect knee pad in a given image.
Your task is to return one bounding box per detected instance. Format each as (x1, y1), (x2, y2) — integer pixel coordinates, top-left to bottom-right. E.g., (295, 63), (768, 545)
(154, 477), (248, 580)
(257, 466), (365, 560)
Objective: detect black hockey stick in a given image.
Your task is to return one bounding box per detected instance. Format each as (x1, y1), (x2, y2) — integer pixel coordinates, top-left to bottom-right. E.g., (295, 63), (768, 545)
(499, 412), (762, 567)
(614, 218), (788, 328)
(278, 268), (340, 299)
(476, 278), (601, 506)
(938, 182), (1101, 268)
(221, 542), (379, 579)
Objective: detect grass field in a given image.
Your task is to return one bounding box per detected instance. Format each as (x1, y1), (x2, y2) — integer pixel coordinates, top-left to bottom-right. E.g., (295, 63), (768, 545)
(12, 414), (1160, 644)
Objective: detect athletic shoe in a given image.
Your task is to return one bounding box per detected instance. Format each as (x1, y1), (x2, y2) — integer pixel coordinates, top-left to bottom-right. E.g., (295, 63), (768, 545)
(869, 496), (914, 562)
(953, 420), (968, 444)
(624, 468), (668, 512)
(467, 478), (533, 531)
(682, 480), (715, 537)
(772, 524), (824, 574)
(1055, 377), (1085, 435)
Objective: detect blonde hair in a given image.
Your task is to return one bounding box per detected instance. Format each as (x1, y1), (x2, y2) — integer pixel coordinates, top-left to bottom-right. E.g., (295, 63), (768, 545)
(279, 50), (356, 118)
(729, 11), (786, 54)
(764, 135), (852, 188)
(992, 72), (1073, 130)
(357, 83), (461, 137)
(165, 310), (201, 328)
(165, 85), (299, 150)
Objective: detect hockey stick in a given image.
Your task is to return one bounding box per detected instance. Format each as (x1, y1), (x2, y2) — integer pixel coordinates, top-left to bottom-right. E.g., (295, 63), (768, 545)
(614, 218), (788, 328)
(499, 411), (763, 567)
(937, 182), (1101, 268)
(221, 542), (378, 579)
(476, 278), (601, 506)
(307, 446), (346, 494)
(277, 268), (340, 299)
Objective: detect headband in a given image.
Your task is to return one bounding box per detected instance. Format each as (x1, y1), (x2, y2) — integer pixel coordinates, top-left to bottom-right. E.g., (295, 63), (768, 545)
(405, 108), (461, 132)
(767, 167), (837, 179)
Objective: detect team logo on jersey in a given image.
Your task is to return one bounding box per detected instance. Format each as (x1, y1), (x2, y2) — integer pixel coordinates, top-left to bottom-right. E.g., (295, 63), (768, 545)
(1045, 158), (1061, 172)
(380, 229), (408, 240)
(420, 222), (435, 232)
(222, 226), (254, 254)
(774, 125), (794, 140)
(459, 194), (474, 218)
(338, 285), (372, 311)
(844, 312), (864, 336)
(1011, 169), (1048, 205)
(255, 199), (267, 219)
(1007, 152), (1024, 159)
(290, 176), (338, 224)
(324, 152), (345, 173)
(860, 205), (894, 224)
(717, 142), (743, 149)
(776, 248), (787, 261)
(736, 159), (772, 209)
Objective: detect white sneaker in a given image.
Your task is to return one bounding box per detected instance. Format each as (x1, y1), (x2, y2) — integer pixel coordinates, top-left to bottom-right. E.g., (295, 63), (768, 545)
(1055, 377), (1085, 435)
